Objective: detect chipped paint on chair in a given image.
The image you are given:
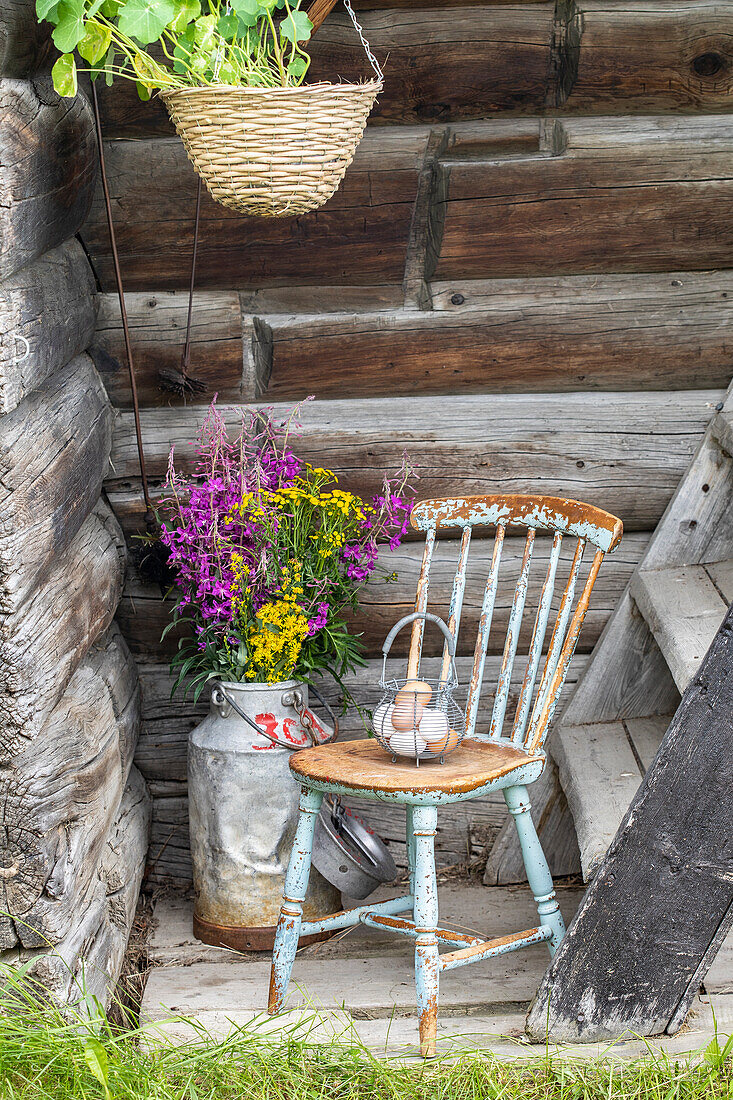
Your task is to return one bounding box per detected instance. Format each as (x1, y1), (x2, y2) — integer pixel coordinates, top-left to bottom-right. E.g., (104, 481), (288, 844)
(268, 494), (623, 1057)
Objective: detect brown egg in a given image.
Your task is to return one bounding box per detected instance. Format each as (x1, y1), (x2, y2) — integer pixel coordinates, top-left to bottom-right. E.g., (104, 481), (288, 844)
(391, 699), (425, 731)
(426, 728), (461, 754)
(395, 679), (433, 707)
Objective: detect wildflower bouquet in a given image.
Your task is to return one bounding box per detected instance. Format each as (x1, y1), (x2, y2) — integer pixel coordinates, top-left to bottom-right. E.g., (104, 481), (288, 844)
(159, 401), (413, 699)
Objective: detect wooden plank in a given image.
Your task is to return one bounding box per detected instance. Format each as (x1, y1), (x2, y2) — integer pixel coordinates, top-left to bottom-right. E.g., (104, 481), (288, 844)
(0, 502), (126, 762)
(0, 77), (96, 281)
(0, 240), (97, 416)
(259, 272), (733, 400)
(433, 116), (733, 280)
(0, 630), (140, 949)
(551, 720), (644, 881)
(706, 558), (733, 604)
(624, 714), (669, 774)
(94, 291), (249, 408)
(107, 390), (720, 534)
(120, 532), (646, 660)
(527, 605), (733, 1042)
(631, 564), (728, 692)
(0, 0), (51, 78)
(10, 767), (150, 1008)
(0, 354), (112, 612)
(80, 128), (430, 292)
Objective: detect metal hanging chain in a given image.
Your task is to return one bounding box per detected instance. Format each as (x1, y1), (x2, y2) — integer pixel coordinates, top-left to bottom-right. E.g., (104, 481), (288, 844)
(91, 80), (154, 521)
(342, 0), (384, 83)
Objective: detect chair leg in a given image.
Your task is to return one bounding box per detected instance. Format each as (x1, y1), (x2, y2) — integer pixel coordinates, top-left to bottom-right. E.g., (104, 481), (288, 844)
(268, 787), (323, 1014)
(504, 784), (566, 956)
(405, 805), (416, 896)
(411, 804), (439, 1058)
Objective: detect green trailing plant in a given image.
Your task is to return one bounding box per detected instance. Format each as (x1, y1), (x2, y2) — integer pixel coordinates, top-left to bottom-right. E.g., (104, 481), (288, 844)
(37, 0), (315, 99)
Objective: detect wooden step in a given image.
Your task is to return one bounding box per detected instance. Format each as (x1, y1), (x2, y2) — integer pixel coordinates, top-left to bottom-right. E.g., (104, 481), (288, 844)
(630, 562), (731, 692)
(552, 715), (670, 880)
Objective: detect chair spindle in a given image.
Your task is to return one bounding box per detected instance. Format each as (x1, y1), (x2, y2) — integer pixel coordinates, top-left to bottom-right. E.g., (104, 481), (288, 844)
(440, 526), (472, 684)
(407, 526), (436, 680)
(464, 524), (506, 740)
(489, 528), (536, 739)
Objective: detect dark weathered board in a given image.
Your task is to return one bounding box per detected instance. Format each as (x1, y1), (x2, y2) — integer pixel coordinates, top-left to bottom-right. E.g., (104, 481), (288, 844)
(0, 355), (112, 611)
(0, 241), (97, 416)
(80, 128), (429, 291)
(0, 502), (126, 762)
(257, 272), (733, 400)
(119, 532), (646, 660)
(0, 77), (96, 281)
(94, 291), (248, 407)
(0, 629), (140, 950)
(526, 603), (733, 1042)
(96, 2), (733, 137)
(0, 0), (51, 78)
(106, 390), (720, 534)
(432, 116), (733, 280)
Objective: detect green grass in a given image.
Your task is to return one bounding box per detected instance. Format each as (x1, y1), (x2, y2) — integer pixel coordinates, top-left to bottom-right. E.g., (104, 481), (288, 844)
(0, 966), (731, 1100)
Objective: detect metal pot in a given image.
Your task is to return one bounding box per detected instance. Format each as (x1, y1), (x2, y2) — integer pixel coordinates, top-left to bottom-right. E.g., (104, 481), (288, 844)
(188, 679), (341, 951)
(313, 797), (398, 899)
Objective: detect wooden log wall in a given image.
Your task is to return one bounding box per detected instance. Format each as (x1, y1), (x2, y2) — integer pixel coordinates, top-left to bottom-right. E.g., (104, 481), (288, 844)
(0, 6), (150, 1009)
(82, 0), (733, 888)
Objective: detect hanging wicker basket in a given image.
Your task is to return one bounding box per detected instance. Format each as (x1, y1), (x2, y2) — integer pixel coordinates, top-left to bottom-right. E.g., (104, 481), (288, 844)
(161, 0), (383, 217)
(162, 80), (381, 217)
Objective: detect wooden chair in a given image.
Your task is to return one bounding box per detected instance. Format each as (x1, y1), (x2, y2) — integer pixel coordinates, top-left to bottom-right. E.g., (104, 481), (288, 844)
(268, 494), (623, 1056)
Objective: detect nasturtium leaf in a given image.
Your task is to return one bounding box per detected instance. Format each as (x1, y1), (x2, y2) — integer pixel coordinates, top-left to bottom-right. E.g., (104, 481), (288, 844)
(280, 8), (311, 43)
(217, 60), (238, 82)
(104, 43), (116, 83)
(118, 0), (176, 44)
(169, 0), (200, 33)
(100, 0), (122, 15)
(217, 11), (238, 39)
(51, 52), (78, 95)
(286, 54), (307, 79)
(192, 12), (216, 48)
(51, 0), (87, 53)
(36, 0), (59, 21)
(77, 19), (112, 63)
(231, 0), (261, 17)
(258, 0), (277, 10)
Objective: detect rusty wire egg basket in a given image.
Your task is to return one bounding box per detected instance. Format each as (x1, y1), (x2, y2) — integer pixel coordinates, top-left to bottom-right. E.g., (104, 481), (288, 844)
(371, 613), (466, 764)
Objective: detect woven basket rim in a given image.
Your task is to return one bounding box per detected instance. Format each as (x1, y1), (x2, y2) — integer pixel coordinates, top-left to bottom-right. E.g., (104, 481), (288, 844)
(162, 80), (382, 102)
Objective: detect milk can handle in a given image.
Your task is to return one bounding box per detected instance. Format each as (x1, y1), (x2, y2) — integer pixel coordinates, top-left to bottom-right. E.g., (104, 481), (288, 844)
(381, 612), (457, 684)
(283, 683), (340, 746)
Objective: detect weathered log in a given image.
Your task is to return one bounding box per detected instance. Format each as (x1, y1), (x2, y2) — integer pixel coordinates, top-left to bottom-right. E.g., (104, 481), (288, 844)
(119, 532), (647, 660)
(106, 390), (721, 535)
(0, 354), (112, 613)
(80, 128), (430, 290)
(0, 77), (96, 282)
(258, 271), (733, 400)
(0, 502), (126, 762)
(0, 1), (51, 78)
(0, 628), (140, 949)
(432, 116), (733, 280)
(96, 2), (733, 137)
(94, 291), (248, 407)
(526, 604), (733, 1042)
(0, 241), (97, 416)
(4, 768), (151, 1008)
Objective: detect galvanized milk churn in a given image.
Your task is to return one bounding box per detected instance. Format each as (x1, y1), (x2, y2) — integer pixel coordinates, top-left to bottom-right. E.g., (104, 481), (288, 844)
(189, 679), (341, 950)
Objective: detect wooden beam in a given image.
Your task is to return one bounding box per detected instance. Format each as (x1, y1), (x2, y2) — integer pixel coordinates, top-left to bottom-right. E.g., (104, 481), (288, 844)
(0, 77), (96, 281)
(96, 2), (733, 137)
(255, 272), (733, 401)
(106, 390), (721, 533)
(0, 241), (97, 416)
(0, 355), (112, 612)
(526, 604), (733, 1042)
(0, 0), (51, 78)
(118, 532), (647, 660)
(433, 116), (733, 280)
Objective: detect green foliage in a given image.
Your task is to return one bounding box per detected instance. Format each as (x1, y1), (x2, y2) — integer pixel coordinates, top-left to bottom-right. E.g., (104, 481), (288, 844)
(37, 0), (313, 97)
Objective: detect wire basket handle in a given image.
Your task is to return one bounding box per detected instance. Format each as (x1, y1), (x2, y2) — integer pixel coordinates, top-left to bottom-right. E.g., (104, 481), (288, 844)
(381, 612), (457, 686)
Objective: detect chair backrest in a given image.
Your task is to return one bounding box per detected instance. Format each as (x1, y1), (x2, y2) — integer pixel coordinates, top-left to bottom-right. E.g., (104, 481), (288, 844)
(407, 494), (623, 755)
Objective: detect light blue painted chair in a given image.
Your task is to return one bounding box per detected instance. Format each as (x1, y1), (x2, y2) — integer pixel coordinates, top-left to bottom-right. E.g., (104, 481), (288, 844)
(268, 494), (623, 1055)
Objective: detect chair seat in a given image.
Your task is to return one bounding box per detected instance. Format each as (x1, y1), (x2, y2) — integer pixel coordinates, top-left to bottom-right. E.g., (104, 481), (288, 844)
(289, 737), (544, 802)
